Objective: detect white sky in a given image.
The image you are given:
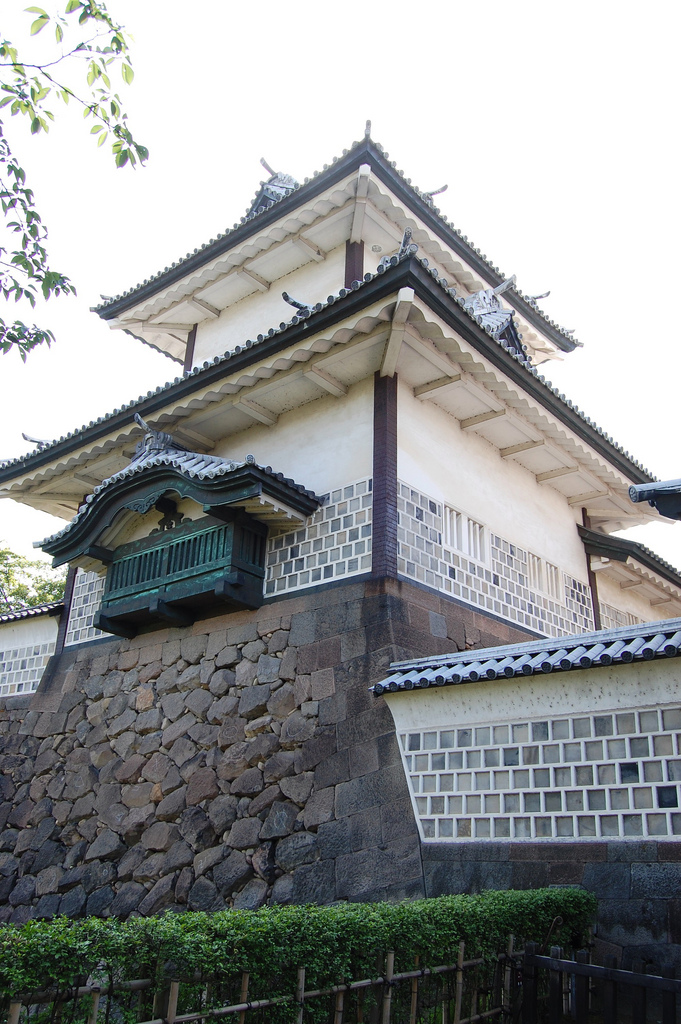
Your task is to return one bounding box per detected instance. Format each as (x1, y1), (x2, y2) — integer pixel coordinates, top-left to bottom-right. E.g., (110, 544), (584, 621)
(1, 0), (680, 569)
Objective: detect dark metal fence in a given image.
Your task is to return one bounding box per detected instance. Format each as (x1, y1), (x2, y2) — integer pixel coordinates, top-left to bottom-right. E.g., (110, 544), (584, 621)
(521, 943), (680, 1024)
(8, 939), (675, 1024)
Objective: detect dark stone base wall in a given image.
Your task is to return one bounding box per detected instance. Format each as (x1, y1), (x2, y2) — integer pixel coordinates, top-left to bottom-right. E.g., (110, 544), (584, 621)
(423, 841), (681, 970)
(0, 578), (529, 922)
(3, 577), (677, 968)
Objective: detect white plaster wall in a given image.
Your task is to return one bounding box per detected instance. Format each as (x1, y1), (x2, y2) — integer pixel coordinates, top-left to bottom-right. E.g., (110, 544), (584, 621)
(211, 376), (374, 497)
(193, 246), (346, 367)
(596, 573), (674, 620)
(0, 613), (58, 651)
(385, 658), (681, 733)
(396, 380), (588, 581)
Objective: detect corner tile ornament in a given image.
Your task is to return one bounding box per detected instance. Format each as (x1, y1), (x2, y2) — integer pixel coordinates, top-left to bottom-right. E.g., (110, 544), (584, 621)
(462, 276), (525, 357)
(248, 160), (300, 217)
(630, 478), (681, 521)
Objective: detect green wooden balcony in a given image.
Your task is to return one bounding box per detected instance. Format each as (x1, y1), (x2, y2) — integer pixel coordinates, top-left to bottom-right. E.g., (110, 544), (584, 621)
(94, 514), (266, 637)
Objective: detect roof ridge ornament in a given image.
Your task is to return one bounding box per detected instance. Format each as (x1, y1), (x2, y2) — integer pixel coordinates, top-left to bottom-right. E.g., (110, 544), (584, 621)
(424, 184), (448, 200)
(463, 276), (527, 358)
(282, 291), (313, 315)
(249, 161), (299, 217)
(378, 227), (418, 269)
(132, 413), (187, 463)
(21, 432), (50, 451)
(492, 274), (516, 296)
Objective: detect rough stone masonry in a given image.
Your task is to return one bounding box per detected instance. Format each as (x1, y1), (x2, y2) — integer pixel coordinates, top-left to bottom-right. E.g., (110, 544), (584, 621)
(0, 579), (522, 922)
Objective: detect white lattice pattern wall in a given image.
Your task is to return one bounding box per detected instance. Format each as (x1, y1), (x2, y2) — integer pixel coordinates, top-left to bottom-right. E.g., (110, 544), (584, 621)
(0, 640), (55, 696)
(64, 570), (106, 647)
(397, 481), (594, 637)
(265, 478), (372, 595)
(400, 706), (681, 842)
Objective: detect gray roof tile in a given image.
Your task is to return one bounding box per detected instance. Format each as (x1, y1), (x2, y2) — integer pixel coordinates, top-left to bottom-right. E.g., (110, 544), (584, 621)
(0, 601), (63, 625)
(39, 442), (317, 548)
(371, 617), (681, 695)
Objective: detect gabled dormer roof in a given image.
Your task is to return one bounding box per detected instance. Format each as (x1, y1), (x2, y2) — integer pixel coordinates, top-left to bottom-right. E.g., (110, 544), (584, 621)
(93, 136), (578, 361)
(40, 416), (320, 567)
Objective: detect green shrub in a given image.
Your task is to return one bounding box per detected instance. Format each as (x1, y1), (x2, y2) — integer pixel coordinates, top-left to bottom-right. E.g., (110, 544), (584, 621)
(0, 889), (596, 998)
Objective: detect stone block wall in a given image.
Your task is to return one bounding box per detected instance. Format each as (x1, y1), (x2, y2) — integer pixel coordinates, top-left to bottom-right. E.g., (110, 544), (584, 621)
(423, 840), (681, 970)
(2, 579), (680, 966)
(0, 580), (531, 923)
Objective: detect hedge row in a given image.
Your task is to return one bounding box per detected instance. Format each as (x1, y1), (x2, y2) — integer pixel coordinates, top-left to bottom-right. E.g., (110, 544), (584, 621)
(0, 889), (596, 998)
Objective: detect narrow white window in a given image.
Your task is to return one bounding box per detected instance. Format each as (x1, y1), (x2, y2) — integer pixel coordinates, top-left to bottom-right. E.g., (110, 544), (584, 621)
(444, 506), (486, 562)
(528, 553), (543, 591)
(545, 562), (561, 600)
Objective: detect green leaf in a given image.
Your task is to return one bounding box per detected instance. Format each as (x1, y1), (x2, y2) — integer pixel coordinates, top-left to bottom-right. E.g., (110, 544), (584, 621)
(55, 23), (63, 42)
(25, 6), (48, 14)
(90, 123), (103, 133)
(121, 63), (134, 84)
(30, 117), (41, 134)
(64, 0), (81, 11)
(29, 15), (49, 35)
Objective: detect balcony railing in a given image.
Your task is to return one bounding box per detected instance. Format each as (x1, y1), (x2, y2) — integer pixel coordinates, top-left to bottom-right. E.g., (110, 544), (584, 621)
(94, 515), (266, 637)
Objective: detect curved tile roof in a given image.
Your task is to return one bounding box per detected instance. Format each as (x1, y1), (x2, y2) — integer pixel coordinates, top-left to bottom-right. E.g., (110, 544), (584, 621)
(372, 617), (681, 696)
(0, 255), (654, 489)
(39, 443), (318, 549)
(92, 136), (578, 350)
(0, 601), (63, 625)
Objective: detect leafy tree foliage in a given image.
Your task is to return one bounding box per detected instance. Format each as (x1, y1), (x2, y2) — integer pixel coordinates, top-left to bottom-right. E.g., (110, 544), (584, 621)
(0, 1), (147, 359)
(0, 541), (66, 609)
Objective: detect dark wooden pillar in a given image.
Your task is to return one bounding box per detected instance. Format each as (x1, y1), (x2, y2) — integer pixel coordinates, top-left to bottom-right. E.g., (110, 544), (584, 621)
(183, 324), (198, 374)
(582, 509), (602, 631)
(345, 241), (364, 288)
(372, 371), (398, 579)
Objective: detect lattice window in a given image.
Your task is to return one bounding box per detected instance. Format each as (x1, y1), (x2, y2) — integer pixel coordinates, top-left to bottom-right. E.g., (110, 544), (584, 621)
(528, 553), (543, 592)
(397, 482), (596, 637)
(546, 562), (561, 600)
(444, 507), (486, 563)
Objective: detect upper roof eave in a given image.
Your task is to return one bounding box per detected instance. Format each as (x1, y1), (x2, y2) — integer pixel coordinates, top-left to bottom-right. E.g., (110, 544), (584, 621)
(94, 138), (577, 355)
(0, 258), (654, 492)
